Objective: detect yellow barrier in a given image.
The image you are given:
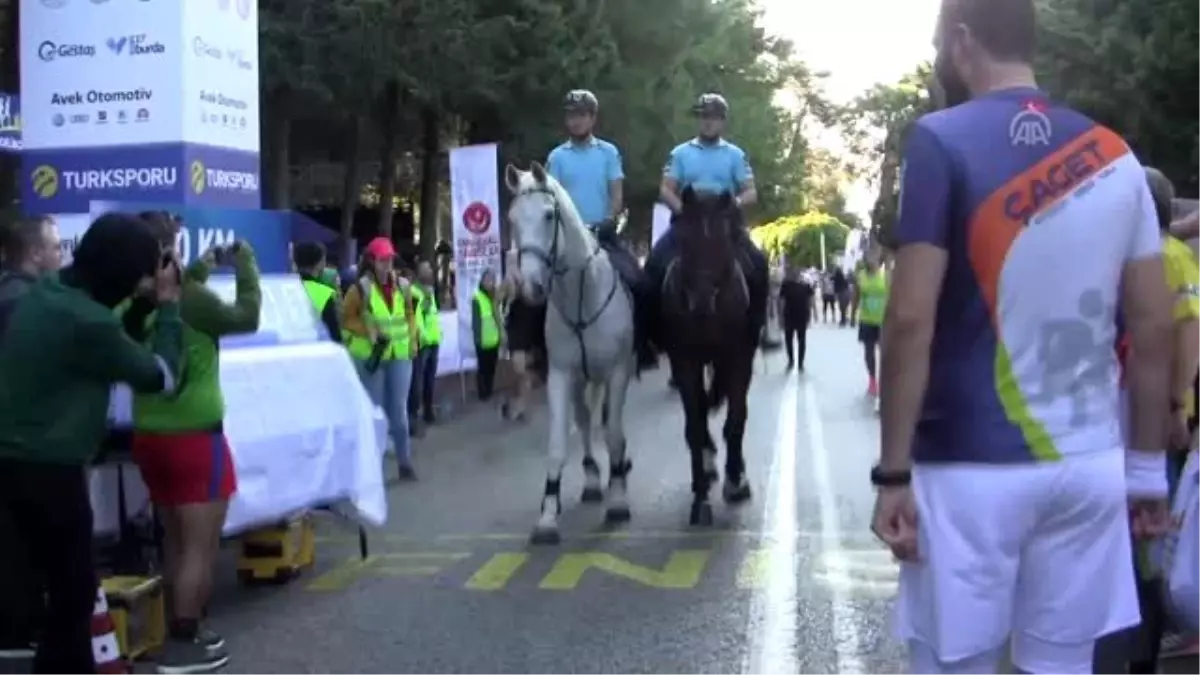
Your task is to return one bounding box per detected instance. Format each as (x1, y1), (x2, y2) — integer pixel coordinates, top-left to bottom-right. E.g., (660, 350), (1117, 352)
(236, 515), (316, 585)
(101, 575), (166, 661)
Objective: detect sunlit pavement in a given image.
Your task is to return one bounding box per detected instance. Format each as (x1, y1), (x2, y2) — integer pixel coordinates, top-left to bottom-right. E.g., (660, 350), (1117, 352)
(205, 322), (902, 674)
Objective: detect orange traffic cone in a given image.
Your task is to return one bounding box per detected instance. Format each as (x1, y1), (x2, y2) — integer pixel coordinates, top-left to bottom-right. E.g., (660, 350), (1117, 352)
(91, 584), (128, 674)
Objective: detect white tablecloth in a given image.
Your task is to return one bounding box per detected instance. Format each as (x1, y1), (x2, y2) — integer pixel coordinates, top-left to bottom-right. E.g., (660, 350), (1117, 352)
(92, 342), (389, 537)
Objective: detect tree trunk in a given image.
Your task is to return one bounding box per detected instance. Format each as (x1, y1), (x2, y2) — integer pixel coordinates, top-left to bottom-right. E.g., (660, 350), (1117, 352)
(264, 88), (291, 209)
(418, 106), (440, 262)
(376, 81), (400, 239)
(339, 115), (363, 264)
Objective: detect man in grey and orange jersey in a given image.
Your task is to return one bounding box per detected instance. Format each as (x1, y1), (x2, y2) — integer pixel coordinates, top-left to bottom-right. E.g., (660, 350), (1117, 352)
(869, 1), (1176, 673)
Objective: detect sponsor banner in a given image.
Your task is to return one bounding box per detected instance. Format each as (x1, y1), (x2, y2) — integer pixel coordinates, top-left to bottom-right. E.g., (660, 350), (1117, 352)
(183, 0), (260, 153)
(88, 200), (291, 274)
(183, 143), (262, 209)
(449, 143), (503, 361)
(22, 143), (261, 215)
(20, 0), (183, 150)
(0, 92), (20, 152)
(24, 145), (184, 215)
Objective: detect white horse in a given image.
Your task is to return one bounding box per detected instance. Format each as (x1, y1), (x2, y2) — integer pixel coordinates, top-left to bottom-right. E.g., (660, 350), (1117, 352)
(504, 161), (636, 545)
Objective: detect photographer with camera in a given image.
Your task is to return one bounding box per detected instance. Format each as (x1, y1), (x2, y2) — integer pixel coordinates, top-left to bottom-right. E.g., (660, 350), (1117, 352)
(342, 237), (419, 480)
(121, 212), (261, 674)
(0, 213), (184, 674)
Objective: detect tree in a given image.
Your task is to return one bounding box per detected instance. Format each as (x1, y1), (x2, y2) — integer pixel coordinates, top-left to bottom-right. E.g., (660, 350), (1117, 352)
(838, 64), (934, 244)
(750, 212), (850, 269)
(1034, 0), (1199, 196)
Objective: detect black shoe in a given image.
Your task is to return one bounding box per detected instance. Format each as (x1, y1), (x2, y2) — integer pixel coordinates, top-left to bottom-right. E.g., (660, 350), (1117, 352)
(155, 637), (229, 674)
(786, 360), (794, 371)
(397, 465), (417, 481)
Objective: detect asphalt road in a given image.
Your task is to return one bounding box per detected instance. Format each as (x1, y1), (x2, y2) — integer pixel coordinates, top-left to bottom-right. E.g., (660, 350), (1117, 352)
(0, 318), (1184, 675)
(207, 322), (904, 674)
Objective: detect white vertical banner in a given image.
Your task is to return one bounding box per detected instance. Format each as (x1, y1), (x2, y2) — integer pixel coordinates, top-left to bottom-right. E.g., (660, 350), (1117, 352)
(651, 203), (672, 247)
(449, 143), (503, 363)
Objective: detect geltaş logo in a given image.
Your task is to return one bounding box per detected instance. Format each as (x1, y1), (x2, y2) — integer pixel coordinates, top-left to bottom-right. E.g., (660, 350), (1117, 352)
(38, 41), (95, 61)
(30, 165), (59, 198)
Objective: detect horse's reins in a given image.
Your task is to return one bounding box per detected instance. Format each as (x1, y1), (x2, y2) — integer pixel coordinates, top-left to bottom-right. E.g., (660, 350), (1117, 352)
(515, 186), (619, 380)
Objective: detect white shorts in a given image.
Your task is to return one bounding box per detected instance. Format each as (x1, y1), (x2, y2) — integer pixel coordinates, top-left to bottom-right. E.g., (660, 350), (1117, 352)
(894, 449), (1140, 670)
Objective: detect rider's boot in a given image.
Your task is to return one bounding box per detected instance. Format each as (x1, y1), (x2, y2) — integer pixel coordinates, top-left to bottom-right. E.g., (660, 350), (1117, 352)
(742, 237), (776, 350)
(633, 280), (659, 372)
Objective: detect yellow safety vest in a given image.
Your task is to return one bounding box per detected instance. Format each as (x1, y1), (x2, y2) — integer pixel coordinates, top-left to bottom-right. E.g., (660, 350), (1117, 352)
(411, 285), (441, 346)
(346, 282), (411, 361)
(302, 279), (335, 316)
(474, 289), (500, 349)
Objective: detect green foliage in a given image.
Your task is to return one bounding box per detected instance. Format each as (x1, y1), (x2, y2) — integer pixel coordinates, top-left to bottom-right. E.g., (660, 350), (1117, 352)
(750, 212), (849, 269)
(838, 64), (935, 243)
(252, 0), (849, 237)
(1034, 0), (1199, 195)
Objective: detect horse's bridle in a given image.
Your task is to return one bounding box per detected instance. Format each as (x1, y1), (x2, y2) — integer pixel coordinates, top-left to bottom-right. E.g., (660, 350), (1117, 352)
(514, 186), (619, 379)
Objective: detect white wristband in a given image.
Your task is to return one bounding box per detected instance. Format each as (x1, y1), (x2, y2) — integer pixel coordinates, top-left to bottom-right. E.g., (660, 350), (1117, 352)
(1125, 449), (1169, 498)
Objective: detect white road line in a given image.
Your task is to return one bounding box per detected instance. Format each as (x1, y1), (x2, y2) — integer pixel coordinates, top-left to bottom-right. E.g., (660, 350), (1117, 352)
(804, 381), (866, 674)
(744, 379), (800, 675)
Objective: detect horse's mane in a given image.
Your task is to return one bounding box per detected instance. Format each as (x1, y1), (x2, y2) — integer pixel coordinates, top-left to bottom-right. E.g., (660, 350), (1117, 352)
(514, 170), (590, 239)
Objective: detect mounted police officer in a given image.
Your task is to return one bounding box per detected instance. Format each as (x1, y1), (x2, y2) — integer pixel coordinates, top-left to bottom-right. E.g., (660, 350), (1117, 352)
(646, 92), (771, 349)
(546, 89), (657, 370)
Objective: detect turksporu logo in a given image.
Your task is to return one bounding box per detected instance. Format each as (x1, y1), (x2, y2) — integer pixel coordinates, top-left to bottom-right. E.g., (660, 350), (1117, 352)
(30, 164), (177, 198)
(189, 160), (258, 194)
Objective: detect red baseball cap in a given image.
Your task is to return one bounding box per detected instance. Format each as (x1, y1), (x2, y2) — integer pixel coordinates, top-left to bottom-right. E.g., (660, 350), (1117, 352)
(364, 237), (396, 259)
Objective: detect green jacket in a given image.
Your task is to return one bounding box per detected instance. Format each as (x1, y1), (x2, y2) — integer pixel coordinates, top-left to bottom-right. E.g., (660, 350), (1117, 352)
(130, 246), (262, 433)
(0, 276), (183, 465)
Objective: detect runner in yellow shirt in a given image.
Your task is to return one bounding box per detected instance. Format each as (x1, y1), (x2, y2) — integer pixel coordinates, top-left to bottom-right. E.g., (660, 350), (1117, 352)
(853, 250), (888, 398)
(1135, 167), (1200, 667)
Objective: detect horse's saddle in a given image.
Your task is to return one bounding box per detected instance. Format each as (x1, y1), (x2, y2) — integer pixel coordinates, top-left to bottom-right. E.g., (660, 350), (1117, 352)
(599, 240), (641, 295)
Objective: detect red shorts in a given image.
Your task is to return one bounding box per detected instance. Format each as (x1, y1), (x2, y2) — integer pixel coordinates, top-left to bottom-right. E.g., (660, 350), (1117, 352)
(131, 431), (238, 507)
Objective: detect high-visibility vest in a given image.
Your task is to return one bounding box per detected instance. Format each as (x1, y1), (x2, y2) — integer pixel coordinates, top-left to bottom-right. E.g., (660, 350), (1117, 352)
(411, 285), (441, 345)
(474, 289), (500, 349)
(302, 279), (335, 315)
(346, 282), (411, 361)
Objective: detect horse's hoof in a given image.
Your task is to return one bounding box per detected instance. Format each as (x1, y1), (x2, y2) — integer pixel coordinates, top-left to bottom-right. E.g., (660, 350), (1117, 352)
(530, 527), (561, 545)
(581, 487), (604, 503)
(723, 480), (752, 504)
(605, 505), (631, 523)
(689, 501), (714, 527)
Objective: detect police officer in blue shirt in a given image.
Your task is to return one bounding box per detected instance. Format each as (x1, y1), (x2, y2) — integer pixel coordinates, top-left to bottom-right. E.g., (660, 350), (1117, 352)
(547, 89), (657, 369)
(646, 92), (771, 348)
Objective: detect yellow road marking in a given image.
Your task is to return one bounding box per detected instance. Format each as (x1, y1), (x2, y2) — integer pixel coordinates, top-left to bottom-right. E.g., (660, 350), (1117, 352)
(735, 548), (772, 589)
(306, 553), (469, 592)
(538, 550), (711, 590)
(464, 553), (529, 591)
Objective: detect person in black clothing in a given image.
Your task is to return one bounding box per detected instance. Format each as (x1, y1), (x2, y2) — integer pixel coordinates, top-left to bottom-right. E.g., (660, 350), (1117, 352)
(779, 266), (814, 371)
(831, 267), (850, 325)
(0, 216), (62, 662)
(293, 242), (342, 343)
(501, 269), (546, 421)
(472, 270), (501, 401)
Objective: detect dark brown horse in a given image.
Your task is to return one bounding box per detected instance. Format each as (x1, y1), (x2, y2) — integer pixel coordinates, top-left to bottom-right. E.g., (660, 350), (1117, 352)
(660, 187), (754, 526)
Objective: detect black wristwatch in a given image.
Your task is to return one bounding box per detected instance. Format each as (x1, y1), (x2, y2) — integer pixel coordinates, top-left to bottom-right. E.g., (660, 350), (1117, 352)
(870, 465), (912, 487)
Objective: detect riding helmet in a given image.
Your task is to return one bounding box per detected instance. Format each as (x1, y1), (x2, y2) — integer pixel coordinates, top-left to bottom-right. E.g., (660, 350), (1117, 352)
(692, 93), (729, 118)
(563, 89), (599, 114)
